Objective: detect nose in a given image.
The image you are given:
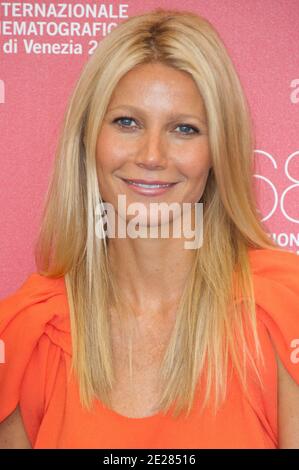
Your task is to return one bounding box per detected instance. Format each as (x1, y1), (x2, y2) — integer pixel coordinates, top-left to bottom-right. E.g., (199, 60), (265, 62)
(134, 129), (167, 170)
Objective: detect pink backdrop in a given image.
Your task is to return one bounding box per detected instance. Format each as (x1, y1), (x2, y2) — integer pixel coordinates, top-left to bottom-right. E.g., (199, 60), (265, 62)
(0, 0), (298, 297)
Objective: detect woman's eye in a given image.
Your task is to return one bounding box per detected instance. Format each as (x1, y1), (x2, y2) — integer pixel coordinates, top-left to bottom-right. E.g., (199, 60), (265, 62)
(175, 124), (199, 135)
(113, 116), (137, 129)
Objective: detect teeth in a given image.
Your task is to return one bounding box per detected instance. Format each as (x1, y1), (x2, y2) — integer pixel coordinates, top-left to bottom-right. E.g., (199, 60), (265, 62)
(127, 181), (172, 188)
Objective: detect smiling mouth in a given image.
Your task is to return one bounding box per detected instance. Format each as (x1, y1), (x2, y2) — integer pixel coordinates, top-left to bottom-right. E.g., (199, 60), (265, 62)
(120, 178), (178, 188)
(119, 178), (178, 196)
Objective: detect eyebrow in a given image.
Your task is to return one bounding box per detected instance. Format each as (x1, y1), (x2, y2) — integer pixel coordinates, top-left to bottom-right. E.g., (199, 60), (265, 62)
(107, 104), (207, 125)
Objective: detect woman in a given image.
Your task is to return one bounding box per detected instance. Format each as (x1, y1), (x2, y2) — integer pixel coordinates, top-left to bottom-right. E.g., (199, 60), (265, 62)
(0, 8), (298, 449)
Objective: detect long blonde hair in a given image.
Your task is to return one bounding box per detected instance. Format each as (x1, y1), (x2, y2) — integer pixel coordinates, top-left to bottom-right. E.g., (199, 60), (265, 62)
(34, 8), (281, 418)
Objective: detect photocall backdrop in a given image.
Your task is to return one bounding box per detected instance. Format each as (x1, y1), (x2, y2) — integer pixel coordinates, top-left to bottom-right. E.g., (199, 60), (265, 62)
(0, 0), (298, 297)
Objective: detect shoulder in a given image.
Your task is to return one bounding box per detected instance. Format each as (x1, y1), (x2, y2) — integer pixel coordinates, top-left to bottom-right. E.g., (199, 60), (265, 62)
(0, 271), (68, 312)
(0, 272), (71, 352)
(0, 272), (71, 387)
(248, 247), (299, 283)
(247, 248), (299, 449)
(247, 247), (299, 385)
(0, 273), (71, 444)
(247, 247), (299, 326)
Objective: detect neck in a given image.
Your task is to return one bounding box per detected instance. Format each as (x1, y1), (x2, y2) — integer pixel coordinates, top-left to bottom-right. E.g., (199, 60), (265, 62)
(107, 234), (196, 316)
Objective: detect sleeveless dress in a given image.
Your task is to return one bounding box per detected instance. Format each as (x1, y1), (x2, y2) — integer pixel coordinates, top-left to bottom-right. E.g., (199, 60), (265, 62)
(0, 248), (298, 448)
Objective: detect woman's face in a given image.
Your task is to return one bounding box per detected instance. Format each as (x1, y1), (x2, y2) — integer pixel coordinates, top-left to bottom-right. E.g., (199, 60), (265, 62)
(96, 62), (212, 229)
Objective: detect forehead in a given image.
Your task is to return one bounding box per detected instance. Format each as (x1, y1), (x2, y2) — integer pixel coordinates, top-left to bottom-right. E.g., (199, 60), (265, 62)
(108, 62), (205, 112)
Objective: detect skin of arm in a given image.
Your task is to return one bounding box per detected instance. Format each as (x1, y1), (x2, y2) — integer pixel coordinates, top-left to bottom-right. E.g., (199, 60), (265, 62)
(0, 405), (32, 449)
(277, 353), (299, 449)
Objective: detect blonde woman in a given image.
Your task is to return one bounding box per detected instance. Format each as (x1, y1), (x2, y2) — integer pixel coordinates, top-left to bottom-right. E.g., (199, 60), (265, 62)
(0, 8), (298, 449)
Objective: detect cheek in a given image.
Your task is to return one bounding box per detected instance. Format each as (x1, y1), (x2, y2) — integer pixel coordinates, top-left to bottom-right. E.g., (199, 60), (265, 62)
(96, 127), (127, 172)
(175, 143), (211, 179)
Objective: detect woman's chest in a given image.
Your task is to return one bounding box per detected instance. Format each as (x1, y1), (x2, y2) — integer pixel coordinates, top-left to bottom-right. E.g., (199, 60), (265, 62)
(109, 314), (174, 418)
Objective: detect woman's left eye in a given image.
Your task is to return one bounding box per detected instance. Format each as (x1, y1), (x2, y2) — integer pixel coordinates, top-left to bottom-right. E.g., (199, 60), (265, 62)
(175, 124), (199, 135)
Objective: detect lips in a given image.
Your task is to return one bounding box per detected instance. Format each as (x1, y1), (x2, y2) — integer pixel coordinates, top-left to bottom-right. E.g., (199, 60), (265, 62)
(122, 178), (177, 187)
(120, 177), (178, 196)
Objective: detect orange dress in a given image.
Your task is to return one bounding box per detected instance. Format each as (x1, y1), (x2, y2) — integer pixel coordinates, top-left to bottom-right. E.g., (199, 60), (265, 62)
(0, 248), (299, 449)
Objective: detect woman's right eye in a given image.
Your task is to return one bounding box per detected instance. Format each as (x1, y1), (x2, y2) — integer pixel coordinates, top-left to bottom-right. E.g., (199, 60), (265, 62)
(112, 116), (137, 129)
